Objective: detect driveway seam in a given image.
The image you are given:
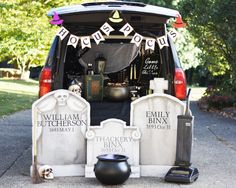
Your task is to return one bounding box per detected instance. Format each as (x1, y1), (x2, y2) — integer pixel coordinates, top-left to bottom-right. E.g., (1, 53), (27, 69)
(0, 144), (31, 178)
(207, 127), (236, 152)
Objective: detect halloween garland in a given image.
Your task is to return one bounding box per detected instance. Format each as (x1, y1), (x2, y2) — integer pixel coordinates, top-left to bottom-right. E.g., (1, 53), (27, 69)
(50, 11), (186, 51)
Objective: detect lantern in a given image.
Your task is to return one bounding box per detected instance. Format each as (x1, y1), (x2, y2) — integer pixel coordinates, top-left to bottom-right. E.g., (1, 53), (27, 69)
(95, 55), (106, 74)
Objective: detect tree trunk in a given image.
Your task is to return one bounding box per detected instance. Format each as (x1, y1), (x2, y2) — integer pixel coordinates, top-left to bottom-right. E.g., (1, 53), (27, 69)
(18, 60), (31, 80)
(20, 70), (30, 80)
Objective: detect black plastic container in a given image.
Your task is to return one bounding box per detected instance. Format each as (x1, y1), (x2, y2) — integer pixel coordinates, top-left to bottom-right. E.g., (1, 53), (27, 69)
(94, 154), (131, 185)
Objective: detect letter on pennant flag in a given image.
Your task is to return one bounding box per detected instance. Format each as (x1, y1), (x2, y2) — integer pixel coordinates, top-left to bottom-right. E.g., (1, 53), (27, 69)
(100, 22), (114, 36)
(168, 29), (178, 41)
(145, 38), (155, 51)
(92, 31), (105, 45)
(56, 27), (69, 40)
(119, 23), (133, 37)
(157, 35), (169, 49)
(81, 36), (91, 49)
(67, 34), (79, 48)
(131, 33), (143, 47)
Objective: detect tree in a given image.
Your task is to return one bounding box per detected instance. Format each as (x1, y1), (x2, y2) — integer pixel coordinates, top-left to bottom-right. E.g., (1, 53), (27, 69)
(139, 0), (174, 7)
(139, 0), (201, 70)
(0, 0), (82, 79)
(178, 0), (236, 93)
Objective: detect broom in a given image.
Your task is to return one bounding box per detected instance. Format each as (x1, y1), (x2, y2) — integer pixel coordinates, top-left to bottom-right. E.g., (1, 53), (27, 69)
(32, 108), (43, 184)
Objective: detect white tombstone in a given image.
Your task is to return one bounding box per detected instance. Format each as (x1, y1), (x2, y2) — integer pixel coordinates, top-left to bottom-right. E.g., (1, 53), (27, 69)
(32, 89), (90, 177)
(85, 118), (141, 178)
(150, 78), (168, 94)
(130, 78), (185, 177)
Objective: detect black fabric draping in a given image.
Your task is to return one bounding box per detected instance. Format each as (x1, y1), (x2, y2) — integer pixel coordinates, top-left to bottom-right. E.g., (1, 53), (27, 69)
(80, 43), (139, 74)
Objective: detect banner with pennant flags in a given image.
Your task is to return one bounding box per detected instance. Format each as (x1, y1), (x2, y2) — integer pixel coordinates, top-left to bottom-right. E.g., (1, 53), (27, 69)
(157, 35), (169, 49)
(119, 23), (134, 37)
(81, 36), (91, 49)
(56, 27), (69, 40)
(100, 22), (115, 36)
(67, 34), (79, 48)
(168, 29), (178, 41)
(131, 33), (143, 47)
(92, 31), (105, 45)
(145, 38), (156, 51)
(54, 10), (180, 50)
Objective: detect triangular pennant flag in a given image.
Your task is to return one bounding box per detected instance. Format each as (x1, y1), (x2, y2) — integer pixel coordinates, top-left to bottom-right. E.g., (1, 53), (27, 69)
(131, 33), (143, 47)
(168, 29), (178, 41)
(100, 22), (115, 36)
(56, 27), (69, 40)
(145, 38), (156, 51)
(67, 34), (79, 48)
(81, 36), (91, 49)
(157, 35), (169, 49)
(92, 31), (105, 45)
(119, 23), (134, 37)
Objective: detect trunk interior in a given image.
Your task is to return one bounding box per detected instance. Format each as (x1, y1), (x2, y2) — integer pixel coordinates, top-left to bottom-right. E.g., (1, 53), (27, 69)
(53, 22), (175, 125)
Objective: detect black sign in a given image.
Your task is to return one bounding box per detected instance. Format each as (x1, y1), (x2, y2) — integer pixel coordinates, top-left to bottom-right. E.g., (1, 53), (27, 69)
(141, 57), (159, 76)
(138, 53), (161, 85)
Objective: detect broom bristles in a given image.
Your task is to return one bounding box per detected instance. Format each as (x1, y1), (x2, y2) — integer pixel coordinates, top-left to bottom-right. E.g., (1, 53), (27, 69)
(32, 156), (43, 184)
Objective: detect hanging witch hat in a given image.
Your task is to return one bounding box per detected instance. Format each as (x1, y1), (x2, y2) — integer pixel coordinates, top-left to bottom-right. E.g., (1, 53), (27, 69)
(109, 10), (123, 23)
(50, 12), (64, 25)
(173, 14), (186, 28)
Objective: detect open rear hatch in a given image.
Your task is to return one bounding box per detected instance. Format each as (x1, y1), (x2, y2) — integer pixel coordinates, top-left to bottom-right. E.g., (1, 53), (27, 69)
(47, 1), (180, 125)
(48, 1), (179, 35)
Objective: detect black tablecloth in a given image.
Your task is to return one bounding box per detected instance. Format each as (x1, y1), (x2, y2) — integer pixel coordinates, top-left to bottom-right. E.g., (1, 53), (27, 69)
(90, 101), (131, 125)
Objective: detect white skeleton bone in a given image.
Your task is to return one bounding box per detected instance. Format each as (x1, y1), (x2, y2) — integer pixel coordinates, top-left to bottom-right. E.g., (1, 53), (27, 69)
(68, 84), (82, 96)
(54, 91), (69, 106)
(38, 165), (54, 180)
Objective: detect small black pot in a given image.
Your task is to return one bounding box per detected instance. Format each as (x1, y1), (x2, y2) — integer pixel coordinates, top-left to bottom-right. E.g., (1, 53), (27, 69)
(94, 154), (131, 185)
(104, 86), (130, 101)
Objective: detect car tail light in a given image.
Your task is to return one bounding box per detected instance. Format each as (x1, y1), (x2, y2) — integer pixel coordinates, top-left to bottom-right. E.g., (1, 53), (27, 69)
(39, 67), (52, 97)
(174, 68), (187, 100)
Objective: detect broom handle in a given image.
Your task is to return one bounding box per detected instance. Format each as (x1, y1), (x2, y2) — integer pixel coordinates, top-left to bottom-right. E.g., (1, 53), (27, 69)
(33, 108), (38, 161)
(185, 89), (191, 115)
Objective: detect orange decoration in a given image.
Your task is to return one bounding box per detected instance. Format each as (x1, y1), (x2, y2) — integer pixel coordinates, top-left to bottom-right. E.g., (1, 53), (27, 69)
(173, 14), (186, 28)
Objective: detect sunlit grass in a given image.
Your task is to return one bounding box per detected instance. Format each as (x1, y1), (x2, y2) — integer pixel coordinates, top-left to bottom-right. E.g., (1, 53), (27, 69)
(0, 78), (39, 117)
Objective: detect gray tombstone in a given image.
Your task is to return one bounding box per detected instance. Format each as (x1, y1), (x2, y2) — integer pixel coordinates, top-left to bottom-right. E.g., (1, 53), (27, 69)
(130, 78), (185, 177)
(32, 89), (90, 176)
(85, 118), (141, 178)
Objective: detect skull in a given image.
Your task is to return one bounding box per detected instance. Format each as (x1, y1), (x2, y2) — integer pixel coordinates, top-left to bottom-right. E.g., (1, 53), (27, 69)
(38, 165), (54, 180)
(68, 84), (82, 96)
(54, 91), (69, 106)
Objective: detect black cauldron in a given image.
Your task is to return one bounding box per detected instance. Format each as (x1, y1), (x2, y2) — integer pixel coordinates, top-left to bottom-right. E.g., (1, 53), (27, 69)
(94, 154), (131, 185)
(104, 86), (130, 101)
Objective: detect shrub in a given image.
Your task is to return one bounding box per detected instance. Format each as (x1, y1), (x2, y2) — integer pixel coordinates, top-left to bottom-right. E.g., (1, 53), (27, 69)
(200, 85), (236, 110)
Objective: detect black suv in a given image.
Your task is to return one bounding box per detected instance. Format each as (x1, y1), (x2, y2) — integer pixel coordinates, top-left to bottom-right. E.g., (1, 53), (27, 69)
(39, 1), (186, 124)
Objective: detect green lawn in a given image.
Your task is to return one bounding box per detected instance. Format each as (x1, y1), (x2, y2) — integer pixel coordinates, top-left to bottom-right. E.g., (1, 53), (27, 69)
(0, 78), (39, 117)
